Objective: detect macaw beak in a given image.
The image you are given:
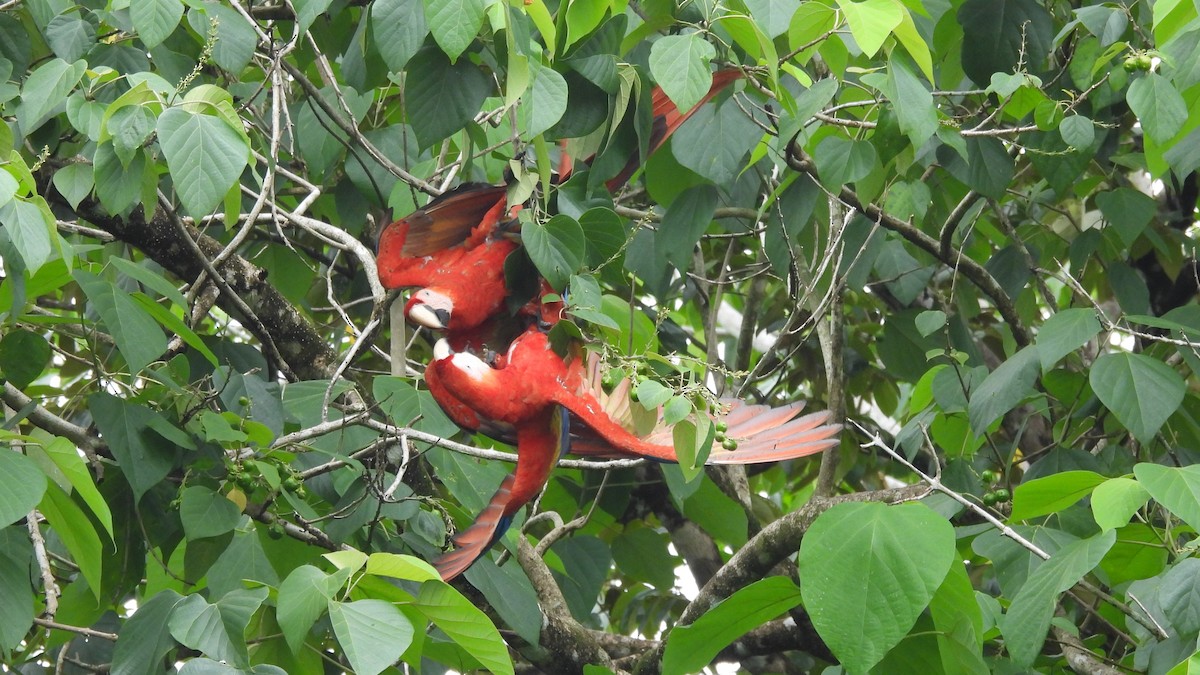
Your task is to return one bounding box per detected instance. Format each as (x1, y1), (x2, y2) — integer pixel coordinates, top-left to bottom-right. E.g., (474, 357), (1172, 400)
(433, 338), (452, 362)
(406, 290), (454, 329)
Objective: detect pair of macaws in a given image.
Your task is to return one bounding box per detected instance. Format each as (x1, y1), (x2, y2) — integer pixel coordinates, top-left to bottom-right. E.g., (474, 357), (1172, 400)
(376, 69), (841, 580)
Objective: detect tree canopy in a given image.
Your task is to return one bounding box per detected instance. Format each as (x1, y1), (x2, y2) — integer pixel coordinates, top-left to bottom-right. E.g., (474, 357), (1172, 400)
(3, 0), (1200, 673)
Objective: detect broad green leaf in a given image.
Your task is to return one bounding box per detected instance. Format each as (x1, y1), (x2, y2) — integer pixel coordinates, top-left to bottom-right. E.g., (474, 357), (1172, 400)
(1036, 308), (1100, 369)
(38, 436), (113, 540)
(525, 60), (568, 138)
(93, 142), (147, 214)
(1092, 477), (1151, 531)
(87, 392), (180, 501)
(999, 530), (1115, 666)
(1090, 352), (1185, 443)
(0, 328), (50, 389)
(180, 486), (242, 540)
(664, 576), (803, 674)
(635, 379), (673, 410)
(169, 594), (245, 667)
(111, 590), (185, 675)
(328, 599), (413, 675)
(965, 135), (1013, 199)
(672, 101), (763, 186)
(465, 559), (542, 644)
(1010, 470), (1106, 521)
(836, 0), (904, 56)
(403, 47), (492, 147)
(522, 214), (585, 291)
(1096, 187), (1157, 247)
(51, 162), (93, 211)
(1159, 558), (1200, 635)
(957, 0), (1054, 86)
(564, 0), (610, 49)
(277, 565), (333, 653)
(0, 167), (15, 207)
(39, 482), (103, 599)
(186, 3), (255, 73)
(886, 53), (936, 148)
(293, 0), (334, 36)
(1135, 464), (1200, 533)
(1059, 114), (1095, 148)
(892, 10), (934, 81)
(0, 198), (54, 274)
(157, 107), (250, 217)
(0, 529), (34, 651)
(108, 105), (157, 167)
(648, 34), (716, 114)
(799, 501), (956, 673)
(423, 0), (485, 62)
(132, 0), (183, 48)
(372, 0), (429, 71)
(967, 345), (1040, 434)
(74, 269), (166, 373)
(367, 552), (440, 582)
(745, 0), (802, 39)
(45, 13), (96, 62)
(610, 526), (675, 590)
(0, 450), (47, 528)
(18, 58), (86, 131)
(813, 136), (878, 188)
(1127, 73), (1188, 144)
(672, 417), (715, 481)
(659, 184), (718, 268)
(130, 293), (220, 367)
(915, 310), (947, 337)
(1167, 653), (1200, 675)
(416, 581), (514, 675)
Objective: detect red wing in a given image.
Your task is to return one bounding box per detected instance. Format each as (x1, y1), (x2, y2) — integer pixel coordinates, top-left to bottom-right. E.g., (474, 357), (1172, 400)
(434, 474), (515, 581)
(400, 183), (508, 257)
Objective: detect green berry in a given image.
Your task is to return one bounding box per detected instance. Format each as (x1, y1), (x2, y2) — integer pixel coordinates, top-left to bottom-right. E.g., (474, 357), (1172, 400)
(722, 438), (738, 451)
(993, 488), (1011, 502)
(714, 421), (728, 433)
(982, 491), (1000, 506)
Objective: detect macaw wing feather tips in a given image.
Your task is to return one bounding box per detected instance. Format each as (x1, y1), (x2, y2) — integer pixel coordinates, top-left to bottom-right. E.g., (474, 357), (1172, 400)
(398, 183), (509, 257)
(433, 474), (516, 581)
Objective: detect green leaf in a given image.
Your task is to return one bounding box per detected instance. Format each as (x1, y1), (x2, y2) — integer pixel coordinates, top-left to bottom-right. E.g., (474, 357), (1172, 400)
(293, 0), (334, 36)
(328, 599), (413, 675)
(366, 552), (440, 582)
(416, 581), (514, 675)
(967, 345), (1040, 434)
(186, 3), (256, 73)
(659, 185), (718, 268)
(0, 450), (47, 528)
(1127, 73), (1188, 144)
(886, 53), (937, 148)
(45, 13), (96, 62)
(87, 392), (180, 501)
(525, 61), (568, 138)
(157, 107), (250, 217)
(180, 486), (242, 540)
(1158, 558), (1200, 635)
(0, 529), (34, 651)
(1134, 464), (1200, 533)
(1010, 470), (1106, 521)
(1092, 477), (1151, 531)
(522, 214), (585, 291)
(648, 34), (717, 114)
(277, 565), (334, 653)
(672, 101), (763, 186)
(169, 594), (246, 667)
(108, 105), (158, 168)
(0, 197), (54, 274)
(423, 0), (485, 62)
(371, 0), (425, 71)
(111, 590), (185, 675)
(664, 576), (803, 674)
(0, 328), (50, 389)
(93, 142), (147, 215)
(915, 310), (947, 337)
(52, 163), (93, 210)
(74, 269), (167, 373)
(564, 0), (611, 49)
(798, 501), (956, 673)
(1096, 187), (1157, 248)
(464, 559), (542, 644)
(1036, 308), (1100, 370)
(39, 481), (103, 599)
(1090, 352), (1185, 443)
(38, 436), (113, 540)
(836, 0), (904, 56)
(132, 0), (183, 48)
(1058, 114), (1094, 148)
(18, 57), (86, 131)
(813, 136), (877, 188)
(404, 46), (492, 147)
(965, 135), (1013, 199)
(634, 379), (673, 410)
(999, 530), (1115, 666)
(957, 0), (1054, 86)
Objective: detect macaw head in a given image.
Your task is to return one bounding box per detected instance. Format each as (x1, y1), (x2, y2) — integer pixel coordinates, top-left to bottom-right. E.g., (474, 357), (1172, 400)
(406, 288), (454, 330)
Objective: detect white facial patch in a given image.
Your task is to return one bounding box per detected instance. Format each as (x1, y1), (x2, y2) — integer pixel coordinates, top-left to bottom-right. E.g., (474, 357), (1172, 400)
(450, 353), (489, 382)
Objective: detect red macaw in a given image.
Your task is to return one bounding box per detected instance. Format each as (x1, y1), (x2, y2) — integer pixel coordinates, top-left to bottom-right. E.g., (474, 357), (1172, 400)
(426, 326), (840, 579)
(376, 182), (521, 332)
(379, 70), (744, 333)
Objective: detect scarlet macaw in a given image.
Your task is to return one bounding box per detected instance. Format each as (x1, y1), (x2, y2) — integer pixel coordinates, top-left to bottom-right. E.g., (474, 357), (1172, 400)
(426, 326), (840, 579)
(378, 70), (744, 333)
(375, 182), (521, 332)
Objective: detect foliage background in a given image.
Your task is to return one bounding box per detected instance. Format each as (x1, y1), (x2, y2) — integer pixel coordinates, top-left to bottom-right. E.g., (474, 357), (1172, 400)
(2, 0), (1200, 673)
